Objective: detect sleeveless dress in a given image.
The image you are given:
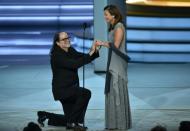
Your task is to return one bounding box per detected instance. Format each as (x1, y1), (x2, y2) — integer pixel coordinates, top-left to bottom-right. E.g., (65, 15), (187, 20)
(105, 22), (132, 130)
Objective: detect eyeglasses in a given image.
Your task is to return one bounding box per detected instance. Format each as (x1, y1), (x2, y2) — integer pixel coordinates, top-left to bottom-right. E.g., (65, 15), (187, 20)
(59, 37), (70, 42)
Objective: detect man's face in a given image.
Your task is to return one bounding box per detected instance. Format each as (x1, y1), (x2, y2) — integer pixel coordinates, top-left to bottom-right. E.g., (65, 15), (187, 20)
(56, 32), (71, 49)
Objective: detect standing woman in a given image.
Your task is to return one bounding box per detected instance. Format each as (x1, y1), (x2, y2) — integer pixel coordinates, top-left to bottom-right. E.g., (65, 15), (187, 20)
(96, 5), (132, 130)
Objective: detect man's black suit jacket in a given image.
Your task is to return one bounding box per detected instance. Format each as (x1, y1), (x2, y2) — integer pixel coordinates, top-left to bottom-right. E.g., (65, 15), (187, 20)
(50, 46), (99, 100)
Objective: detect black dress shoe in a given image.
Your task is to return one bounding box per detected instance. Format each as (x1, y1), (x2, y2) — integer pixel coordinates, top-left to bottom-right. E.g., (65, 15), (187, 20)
(66, 123), (75, 129)
(75, 123), (88, 129)
(74, 124), (87, 131)
(37, 111), (47, 127)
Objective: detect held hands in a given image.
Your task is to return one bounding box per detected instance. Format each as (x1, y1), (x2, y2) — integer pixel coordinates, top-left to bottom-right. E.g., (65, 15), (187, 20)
(95, 40), (103, 47)
(89, 40), (104, 56)
(95, 40), (109, 48)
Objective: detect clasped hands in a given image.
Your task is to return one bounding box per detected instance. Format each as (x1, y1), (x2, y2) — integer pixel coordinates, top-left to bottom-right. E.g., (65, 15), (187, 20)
(89, 40), (104, 56)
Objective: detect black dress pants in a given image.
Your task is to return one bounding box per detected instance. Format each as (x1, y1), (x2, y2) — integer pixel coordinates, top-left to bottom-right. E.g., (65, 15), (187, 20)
(48, 87), (91, 126)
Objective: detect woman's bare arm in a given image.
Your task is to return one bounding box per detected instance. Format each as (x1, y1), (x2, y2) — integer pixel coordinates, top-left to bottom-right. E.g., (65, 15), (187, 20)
(95, 27), (124, 48)
(114, 27), (124, 49)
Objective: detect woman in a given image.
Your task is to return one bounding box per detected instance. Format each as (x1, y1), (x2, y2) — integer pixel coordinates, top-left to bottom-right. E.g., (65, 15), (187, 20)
(95, 5), (132, 130)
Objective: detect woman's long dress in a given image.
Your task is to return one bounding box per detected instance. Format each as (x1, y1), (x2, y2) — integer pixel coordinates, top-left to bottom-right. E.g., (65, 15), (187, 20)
(105, 22), (132, 130)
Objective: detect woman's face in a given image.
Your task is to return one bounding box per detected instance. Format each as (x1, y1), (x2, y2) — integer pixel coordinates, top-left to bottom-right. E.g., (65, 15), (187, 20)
(104, 10), (114, 24)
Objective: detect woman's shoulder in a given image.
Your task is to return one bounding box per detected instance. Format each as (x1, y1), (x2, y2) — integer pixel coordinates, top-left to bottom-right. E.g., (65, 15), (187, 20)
(114, 22), (125, 29)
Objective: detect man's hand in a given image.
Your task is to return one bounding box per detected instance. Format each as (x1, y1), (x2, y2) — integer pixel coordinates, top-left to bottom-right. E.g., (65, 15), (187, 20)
(94, 40), (102, 50)
(95, 40), (102, 46)
(89, 42), (96, 56)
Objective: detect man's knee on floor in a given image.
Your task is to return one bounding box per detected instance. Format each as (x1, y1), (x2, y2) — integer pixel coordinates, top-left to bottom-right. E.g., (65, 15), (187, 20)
(78, 87), (91, 100)
(83, 88), (91, 99)
(86, 89), (91, 99)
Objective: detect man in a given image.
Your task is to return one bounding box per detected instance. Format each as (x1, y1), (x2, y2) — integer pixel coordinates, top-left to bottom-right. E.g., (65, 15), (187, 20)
(37, 32), (99, 131)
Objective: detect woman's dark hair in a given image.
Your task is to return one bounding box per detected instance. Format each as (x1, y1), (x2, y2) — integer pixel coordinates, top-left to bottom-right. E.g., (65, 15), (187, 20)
(104, 5), (123, 32)
(50, 32), (60, 55)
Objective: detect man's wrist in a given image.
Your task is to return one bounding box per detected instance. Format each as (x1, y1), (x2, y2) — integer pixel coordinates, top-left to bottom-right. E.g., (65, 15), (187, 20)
(89, 51), (93, 56)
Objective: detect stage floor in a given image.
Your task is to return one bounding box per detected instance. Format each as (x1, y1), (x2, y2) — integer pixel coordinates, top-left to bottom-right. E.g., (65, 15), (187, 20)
(0, 55), (190, 131)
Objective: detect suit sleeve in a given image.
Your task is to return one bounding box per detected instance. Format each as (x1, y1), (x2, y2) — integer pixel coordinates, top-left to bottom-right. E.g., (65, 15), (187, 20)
(70, 47), (99, 60)
(90, 51), (99, 61)
(69, 47), (84, 58)
(52, 52), (98, 70)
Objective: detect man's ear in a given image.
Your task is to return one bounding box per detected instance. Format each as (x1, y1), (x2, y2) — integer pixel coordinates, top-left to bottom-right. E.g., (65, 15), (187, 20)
(56, 41), (59, 46)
